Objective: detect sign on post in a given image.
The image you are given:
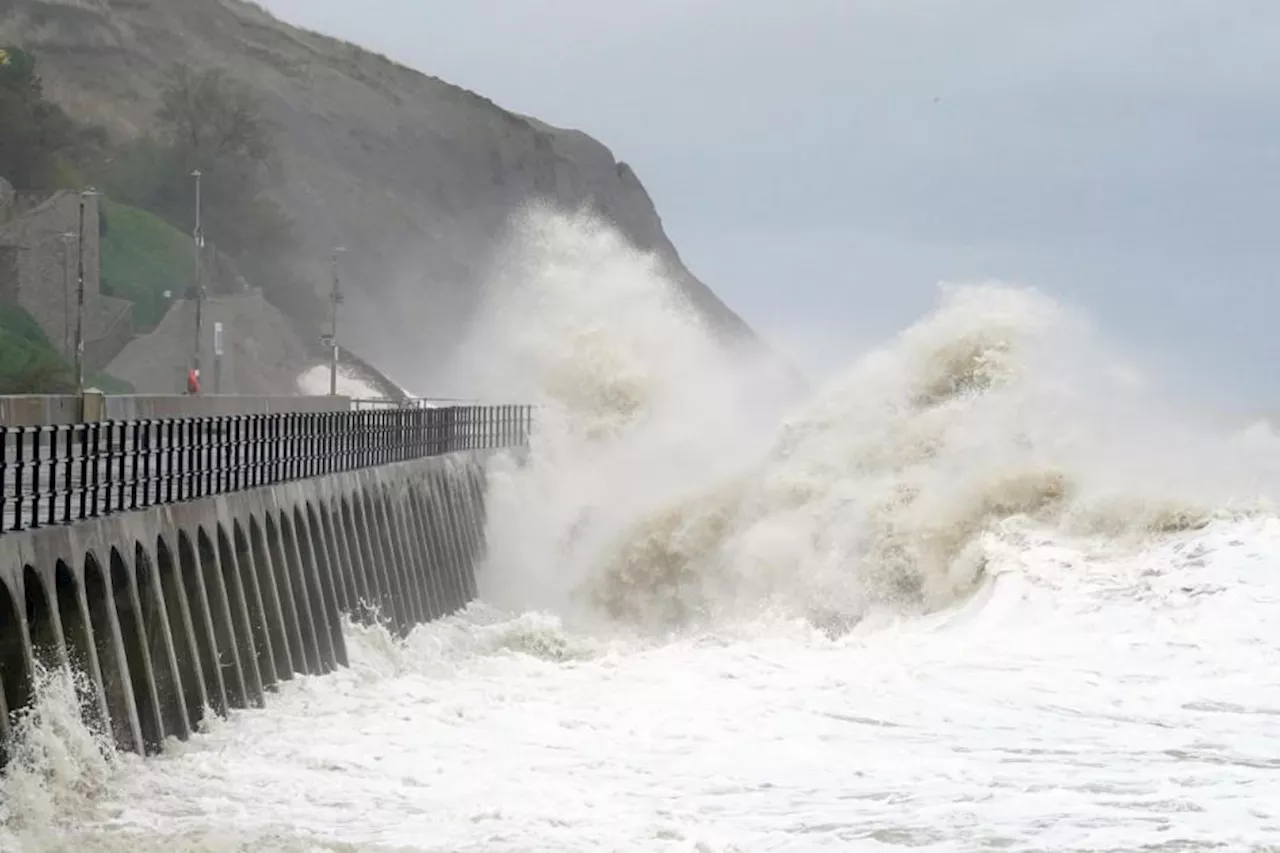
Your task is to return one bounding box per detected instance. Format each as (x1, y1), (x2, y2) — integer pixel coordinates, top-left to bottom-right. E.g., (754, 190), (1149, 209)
(213, 322), (224, 356)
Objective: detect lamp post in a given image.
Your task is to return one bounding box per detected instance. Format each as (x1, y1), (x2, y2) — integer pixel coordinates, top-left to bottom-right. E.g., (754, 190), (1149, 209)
(328, 245), (346, 397)
(59, 231), (74, 355)
(74, 188), (99, 406)
(191, 168), (204, 392)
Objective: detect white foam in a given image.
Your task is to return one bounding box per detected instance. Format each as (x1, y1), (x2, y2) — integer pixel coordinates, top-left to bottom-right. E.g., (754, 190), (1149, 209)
(295, 364), (386, 400)
(10, 522), (1280, 850)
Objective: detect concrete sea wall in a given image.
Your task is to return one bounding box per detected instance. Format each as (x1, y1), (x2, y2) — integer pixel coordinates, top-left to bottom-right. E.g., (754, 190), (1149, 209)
(0, 451), (493, 760)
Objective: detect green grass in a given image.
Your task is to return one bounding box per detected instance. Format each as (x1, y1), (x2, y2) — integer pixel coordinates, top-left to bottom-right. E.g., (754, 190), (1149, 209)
(99, 199), (191, 333)
(0, 300), (74, 393)
(0, 300), (133, 394)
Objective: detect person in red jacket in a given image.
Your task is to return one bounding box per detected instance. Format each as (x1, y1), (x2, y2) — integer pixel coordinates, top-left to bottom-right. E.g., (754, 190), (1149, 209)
(186, 367), (201, 395)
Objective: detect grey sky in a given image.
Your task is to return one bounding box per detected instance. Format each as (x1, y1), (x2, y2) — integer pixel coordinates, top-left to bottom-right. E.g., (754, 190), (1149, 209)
(262, 0), (1280, 408)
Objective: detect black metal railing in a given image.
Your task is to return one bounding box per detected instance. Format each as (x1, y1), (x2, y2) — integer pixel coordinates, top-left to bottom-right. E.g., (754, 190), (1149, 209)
(0, 404), (534, 535)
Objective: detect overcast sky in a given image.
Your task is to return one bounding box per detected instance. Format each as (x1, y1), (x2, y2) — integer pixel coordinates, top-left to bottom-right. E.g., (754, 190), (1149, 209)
(262, 0), (1280, 409)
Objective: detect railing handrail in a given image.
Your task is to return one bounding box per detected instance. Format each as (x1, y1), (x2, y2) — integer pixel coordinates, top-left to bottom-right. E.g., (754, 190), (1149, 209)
(0, 404), (534, 535)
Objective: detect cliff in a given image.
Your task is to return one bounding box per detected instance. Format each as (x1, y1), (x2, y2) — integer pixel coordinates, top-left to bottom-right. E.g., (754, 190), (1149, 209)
(0, 0), (766, 396)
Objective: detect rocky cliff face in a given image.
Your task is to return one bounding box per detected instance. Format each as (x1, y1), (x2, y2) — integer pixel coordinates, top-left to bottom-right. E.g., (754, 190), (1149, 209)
(0, 0), (764, 396)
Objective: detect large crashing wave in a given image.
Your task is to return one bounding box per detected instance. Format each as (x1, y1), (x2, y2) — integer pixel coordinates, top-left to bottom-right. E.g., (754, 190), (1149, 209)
(454, 207), (1280, 634)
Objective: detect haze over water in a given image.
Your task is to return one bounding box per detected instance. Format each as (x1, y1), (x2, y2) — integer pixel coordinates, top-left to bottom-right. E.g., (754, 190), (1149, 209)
(4, 210), (1280, 852)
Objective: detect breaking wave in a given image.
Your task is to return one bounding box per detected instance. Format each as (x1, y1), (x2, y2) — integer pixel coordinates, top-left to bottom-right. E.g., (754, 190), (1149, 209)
(463, 208), (1280, 635)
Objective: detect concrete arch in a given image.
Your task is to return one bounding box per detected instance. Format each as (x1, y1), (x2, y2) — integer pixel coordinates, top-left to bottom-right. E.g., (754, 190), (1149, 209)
(343, 488), (376, 618)
(341, 494), (379, 622)
(0, 576), (31, 738)
(109, 546), (164, 754)
(410, 477), (446, 618)
(196, 527), (247, 709)
(411, 473), (451, 615)
(357, 487), (404, 633)
(325, 496), (358, 615)
(232, 521), (277, 692)
(155, 535), (207, 731)
(134, 541), (189, 743)
(55, 558), (109, 732)
(412, 481), (448, 622)
(304, 502), (348, 668)
(262, 513), (308, 675)
(248, 517), (295, 681)
(368, 487), (410, 633)
(424, 470), (467, 615)
(407, 481), (448, 622)
(215, 524), (264, 707)
(83, 551), (139, 754)
(289, 508), (337, 670)
(177, 529), (227, 715)
(23, 565), (63, 676)
(276, 511), (323, 674)
(383, 486), (428, 626)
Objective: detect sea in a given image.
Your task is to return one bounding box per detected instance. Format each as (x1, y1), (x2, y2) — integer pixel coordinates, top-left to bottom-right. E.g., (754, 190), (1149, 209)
(2, 209), (1279, 852)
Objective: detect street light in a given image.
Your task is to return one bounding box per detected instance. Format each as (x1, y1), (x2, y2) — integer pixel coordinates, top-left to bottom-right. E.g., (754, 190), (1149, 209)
(191, 168), (204, 391)
(59, 231), (74, 355)
(74, 188), (100, 404)
(328, 245), (346, 397)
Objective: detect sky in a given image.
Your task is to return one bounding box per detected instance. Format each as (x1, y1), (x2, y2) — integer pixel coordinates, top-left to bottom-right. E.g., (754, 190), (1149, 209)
(261, 0), (1280, 410)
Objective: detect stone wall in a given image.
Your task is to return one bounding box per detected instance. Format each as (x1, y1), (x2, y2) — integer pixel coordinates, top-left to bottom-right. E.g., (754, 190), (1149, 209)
(0, 189), (129, 366)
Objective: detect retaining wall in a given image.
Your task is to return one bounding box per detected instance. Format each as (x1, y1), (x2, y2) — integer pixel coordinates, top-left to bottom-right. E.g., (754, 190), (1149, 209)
(0, 451), (492, 760)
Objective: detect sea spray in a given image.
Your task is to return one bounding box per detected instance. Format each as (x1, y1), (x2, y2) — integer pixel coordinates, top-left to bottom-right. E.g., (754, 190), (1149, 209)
(457, 211), (1280, 634)
(0, 663), (116, 844)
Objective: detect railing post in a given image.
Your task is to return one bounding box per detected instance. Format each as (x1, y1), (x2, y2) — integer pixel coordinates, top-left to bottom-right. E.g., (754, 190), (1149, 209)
(178, 418), (190, 502)
(127, 421), (137, 511)
(378, 410), (388, 465)
(312, 412), (322, 477)
(30, 426), (43, 530)
(229, 416), (239, 492)
(61, 424), (73, 525)
(397, 408), (405, 460)
(295, 412), (305, 480)
(288, 413), (298, 481)
(77, 422), (89, 520)
(131, 420), (143, 511)
(272, 414), (284, 484)
(14, 428), (29, 531)
(102, 421), (112, 515)
(89, 421), (103, 518)
(42, 426), (55, 527)
(178, 418), (189, 501)
(364, 410), (374, 467)
(115, 420), (127, 512)
(320, 412), (330, 475)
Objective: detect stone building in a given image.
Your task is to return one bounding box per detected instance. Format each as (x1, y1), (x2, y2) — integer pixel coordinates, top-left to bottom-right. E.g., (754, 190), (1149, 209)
(0, 181), (134, 367)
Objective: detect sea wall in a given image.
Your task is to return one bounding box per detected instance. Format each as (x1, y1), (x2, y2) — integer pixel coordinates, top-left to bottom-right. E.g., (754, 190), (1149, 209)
(0, 450), (493, 759)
